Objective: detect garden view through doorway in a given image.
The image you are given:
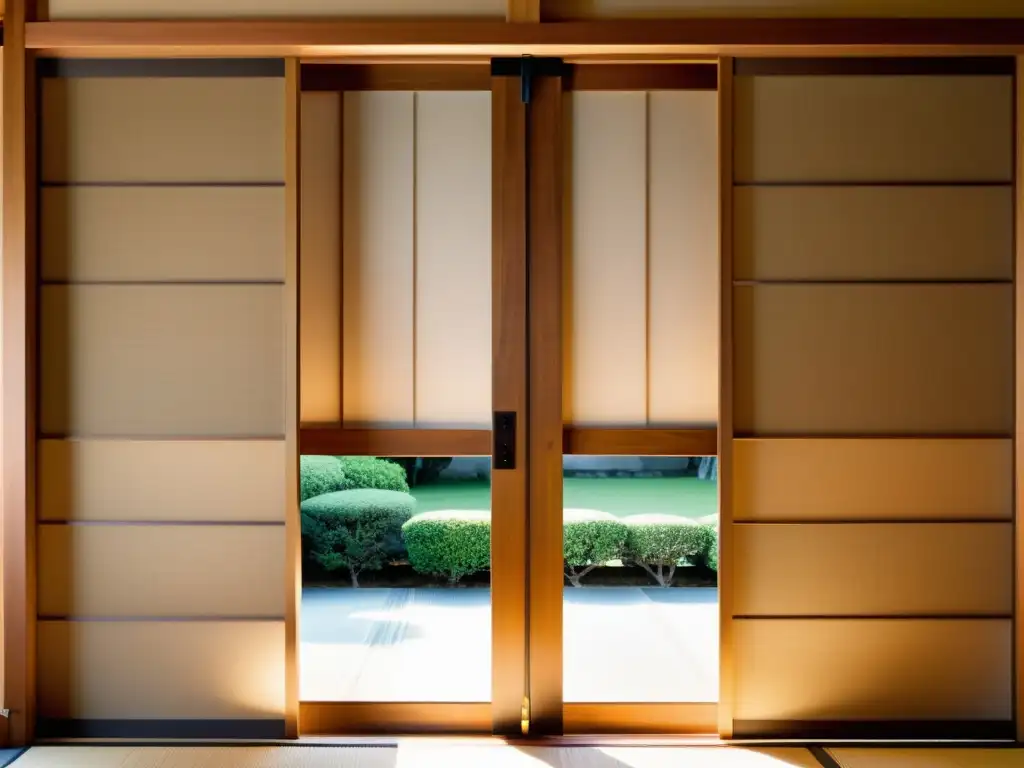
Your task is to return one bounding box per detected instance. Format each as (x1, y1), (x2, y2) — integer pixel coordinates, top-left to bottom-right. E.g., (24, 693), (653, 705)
(299, 455), (719, 703)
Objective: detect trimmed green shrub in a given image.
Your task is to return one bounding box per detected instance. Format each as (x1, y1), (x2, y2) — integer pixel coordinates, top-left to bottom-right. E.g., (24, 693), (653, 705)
(335, 456), (410, 493)
(623, 514), (716, 587)
(696, 514), (719, 572)
(563, 508), (628, 587)
(301, 489), (416, 587)
(704, 537), (718, 572)
(300, 455), (348, 502)
(402, 510), (491, 584)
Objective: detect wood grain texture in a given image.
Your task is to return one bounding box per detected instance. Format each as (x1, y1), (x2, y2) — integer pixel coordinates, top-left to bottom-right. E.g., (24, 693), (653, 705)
(299, 427), (719, 457)
(716, 56), (735, 741)
(563, 703), (717, 734)
(545, 0), (1024, 19)
(567, 64), (716, 90)
(732, 523), (1012, 616)
(299, 92), (341, 425)
(1016, 54), (1024, 744)
(527, 74), (563, 736)
(564, 427), (716, 456)
(283, 58), (301, 741)
(25, 19), (1024, 59)
(303, 64), (490, 91)
(300, 427), (489, 456)
(46, 0), (505, 18)
(506, 0), (539, 22)
(490, 75), (528, 736)
(299, 702), (491, 734)
(734, 438), (1012, 522)
(2, 0), (38, 746)
(733, 619), (1012, 722)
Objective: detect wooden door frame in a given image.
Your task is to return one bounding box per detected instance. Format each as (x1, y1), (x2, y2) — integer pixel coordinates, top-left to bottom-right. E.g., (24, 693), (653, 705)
(522, 62), (721, 736)
(296, 65), (529, 736)
(5, 33), (1023, 745)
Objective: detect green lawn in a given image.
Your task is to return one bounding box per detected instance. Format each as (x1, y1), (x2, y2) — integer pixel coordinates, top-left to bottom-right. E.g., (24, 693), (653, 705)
(410, 476), (717, 520)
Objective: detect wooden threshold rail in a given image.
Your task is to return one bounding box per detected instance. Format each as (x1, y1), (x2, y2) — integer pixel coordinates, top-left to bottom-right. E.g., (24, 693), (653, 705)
(300, 426), (718, 456)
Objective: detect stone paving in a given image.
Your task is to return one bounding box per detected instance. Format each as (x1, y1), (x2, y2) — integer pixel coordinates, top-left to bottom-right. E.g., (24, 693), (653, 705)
(301, 586), (718, 702)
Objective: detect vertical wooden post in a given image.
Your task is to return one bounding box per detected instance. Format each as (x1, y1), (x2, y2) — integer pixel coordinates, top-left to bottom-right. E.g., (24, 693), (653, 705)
(717, 55), (735, 741)
(527, 74), (564, 736)
(491, 74), (529, 736)
(284, 57), (302, 740)
(1015, 55), (1023, 744)
(2, 0), (39, 749)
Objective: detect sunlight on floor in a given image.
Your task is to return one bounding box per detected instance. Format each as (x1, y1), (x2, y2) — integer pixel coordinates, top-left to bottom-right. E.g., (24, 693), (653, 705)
(301, 587), (718, 702)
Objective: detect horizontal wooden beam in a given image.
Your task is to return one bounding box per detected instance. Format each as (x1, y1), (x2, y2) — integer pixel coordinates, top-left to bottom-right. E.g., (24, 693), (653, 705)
(300, 702), (491, 734)
(302, 63), (490, 91)
(301, 62), (716, 92)
(300, 427), (490, 456)
(300, 426), (718, 456)
(567, 63), (716, 90)
(26, 18), (1024, 58)
(565, 428), (717, 456)
(563, 703), (717, 734)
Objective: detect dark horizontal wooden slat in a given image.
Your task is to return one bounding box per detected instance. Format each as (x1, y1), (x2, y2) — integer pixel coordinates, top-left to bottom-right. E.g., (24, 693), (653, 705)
(37, 57), (284, 78)
(26, 19), (1024, 58)
(300, 427), (719, 456)
(734, 432), (1012, 440)
(300, 702), (491, 734)
(567, 64), (716, 91)
(301, 63), (490, 91)
(563, 703), (717, 734)
(300, 427), (490, 456)
(732, 719), (1014, 741)
(564, 428), (717, 456)
(735, 56), (1016, 77)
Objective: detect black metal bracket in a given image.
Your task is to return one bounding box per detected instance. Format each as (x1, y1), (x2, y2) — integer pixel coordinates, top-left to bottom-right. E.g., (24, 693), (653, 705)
(493, 411), (517, 470)
(491, 56), (567, 104)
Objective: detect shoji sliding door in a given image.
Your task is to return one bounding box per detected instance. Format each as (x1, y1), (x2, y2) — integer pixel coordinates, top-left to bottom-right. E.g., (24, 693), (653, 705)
(723, 57), (1015, 740)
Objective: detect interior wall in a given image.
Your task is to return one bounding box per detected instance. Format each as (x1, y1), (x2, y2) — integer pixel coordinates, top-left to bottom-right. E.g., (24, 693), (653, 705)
(35, 59), (290, 738)
(300, 88), (492, 429)
(728, 62), (1015, 736)
(565, 89), (718, 427)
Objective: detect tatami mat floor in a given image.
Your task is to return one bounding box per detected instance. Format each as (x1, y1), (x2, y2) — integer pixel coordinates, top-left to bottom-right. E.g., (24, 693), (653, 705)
(5, 744), (1024, 768)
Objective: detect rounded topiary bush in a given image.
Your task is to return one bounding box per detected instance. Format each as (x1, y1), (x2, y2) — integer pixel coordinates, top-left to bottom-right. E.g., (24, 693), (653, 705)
(704, 539), (718, 572)
(301, 489), (416, 586)
(300, 455), (348, 502)
(336, 456), (410, 494)
(402, 510), (491, 584)
(623, 514), (716, 587)
(563, 508), (628, 587)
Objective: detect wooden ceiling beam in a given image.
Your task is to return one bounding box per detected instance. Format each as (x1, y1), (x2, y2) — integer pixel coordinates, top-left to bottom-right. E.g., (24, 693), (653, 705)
(24, 17), (1024, 58)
